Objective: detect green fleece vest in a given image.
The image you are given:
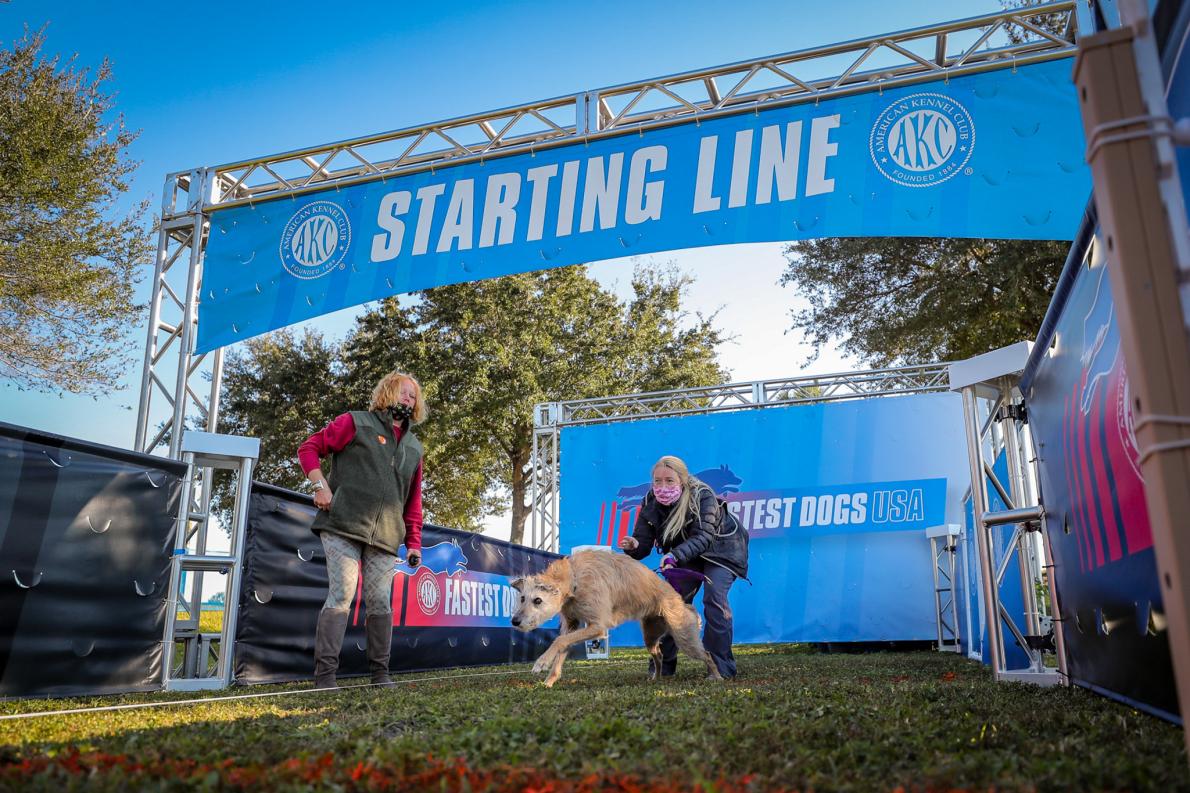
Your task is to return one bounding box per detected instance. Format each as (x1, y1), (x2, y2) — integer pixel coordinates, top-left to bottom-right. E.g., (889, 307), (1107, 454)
(311, 410), (423, 554)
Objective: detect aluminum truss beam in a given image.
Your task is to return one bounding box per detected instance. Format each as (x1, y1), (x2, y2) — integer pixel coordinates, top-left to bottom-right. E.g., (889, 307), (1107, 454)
(530, 364), (951, 551)
(191, 2), (1077, 211)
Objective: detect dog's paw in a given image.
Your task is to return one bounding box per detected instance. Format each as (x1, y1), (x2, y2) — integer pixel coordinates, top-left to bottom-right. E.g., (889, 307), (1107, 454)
(532, 654), (552, 674)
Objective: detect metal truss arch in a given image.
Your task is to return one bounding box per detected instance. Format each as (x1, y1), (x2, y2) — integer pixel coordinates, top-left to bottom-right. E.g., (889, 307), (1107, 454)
(193, 2), (1077, 211)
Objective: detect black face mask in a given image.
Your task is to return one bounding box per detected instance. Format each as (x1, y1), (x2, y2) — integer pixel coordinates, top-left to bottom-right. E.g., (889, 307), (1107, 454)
(390, 403), (414, 422)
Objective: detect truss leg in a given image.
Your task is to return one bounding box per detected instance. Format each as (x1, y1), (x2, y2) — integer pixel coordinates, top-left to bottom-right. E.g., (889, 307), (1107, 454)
(134, 170), (220, 456)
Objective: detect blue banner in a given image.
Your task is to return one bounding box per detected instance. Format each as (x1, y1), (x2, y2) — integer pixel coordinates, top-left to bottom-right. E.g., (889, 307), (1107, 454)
(197, 59), (1089, 352)
(557, 393), (972, 645)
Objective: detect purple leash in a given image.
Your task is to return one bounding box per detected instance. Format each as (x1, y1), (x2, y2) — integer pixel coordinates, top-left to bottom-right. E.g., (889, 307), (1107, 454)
(657, 566), (707, 593)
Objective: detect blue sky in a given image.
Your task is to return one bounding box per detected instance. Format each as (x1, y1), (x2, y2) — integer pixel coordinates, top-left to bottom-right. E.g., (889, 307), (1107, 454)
(1, 0), (1006, 453)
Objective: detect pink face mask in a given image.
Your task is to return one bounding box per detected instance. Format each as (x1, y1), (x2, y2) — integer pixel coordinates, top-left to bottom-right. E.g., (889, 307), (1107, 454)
(654, 484), (682, 505)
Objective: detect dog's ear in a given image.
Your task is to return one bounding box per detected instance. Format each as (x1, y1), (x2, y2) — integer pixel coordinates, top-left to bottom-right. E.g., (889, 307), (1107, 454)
(510, 578), (526, 593)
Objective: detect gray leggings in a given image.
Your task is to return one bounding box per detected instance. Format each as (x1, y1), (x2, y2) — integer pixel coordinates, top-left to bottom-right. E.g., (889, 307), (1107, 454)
(320, 532), (397, 614)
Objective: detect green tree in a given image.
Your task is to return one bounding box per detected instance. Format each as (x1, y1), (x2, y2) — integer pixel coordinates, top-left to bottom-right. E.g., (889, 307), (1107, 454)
(999, 0), (1069, 46)
(780, 237), (1068, 367)
(343, 265), (728, 543)
(218, 328), (346, 491)
(0, 29), (150, 394)
(219, 266), (726, 541)
(339, 296), (502, 532)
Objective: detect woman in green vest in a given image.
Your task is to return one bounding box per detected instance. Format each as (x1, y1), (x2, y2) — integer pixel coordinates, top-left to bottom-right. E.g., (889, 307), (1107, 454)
(298, 371), (427, 688)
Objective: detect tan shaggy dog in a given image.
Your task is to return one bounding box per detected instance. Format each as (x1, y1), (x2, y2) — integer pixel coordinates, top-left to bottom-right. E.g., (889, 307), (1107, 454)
(511, 550), (722, 687)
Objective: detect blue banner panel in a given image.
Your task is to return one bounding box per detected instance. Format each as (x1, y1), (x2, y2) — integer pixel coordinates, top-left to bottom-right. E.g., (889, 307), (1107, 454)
(235, 483), (567, 684)
(557, 393), (971, 646)
(197, 59), (1089, 353)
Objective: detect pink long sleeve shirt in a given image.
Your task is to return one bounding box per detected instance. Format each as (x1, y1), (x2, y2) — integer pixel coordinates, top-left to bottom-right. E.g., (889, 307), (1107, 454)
(299, 413), (423, 550)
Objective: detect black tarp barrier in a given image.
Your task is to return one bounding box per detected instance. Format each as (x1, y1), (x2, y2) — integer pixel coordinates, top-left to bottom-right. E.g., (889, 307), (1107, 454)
(235, 482), (566, 684)
(0, 422), (184, 698)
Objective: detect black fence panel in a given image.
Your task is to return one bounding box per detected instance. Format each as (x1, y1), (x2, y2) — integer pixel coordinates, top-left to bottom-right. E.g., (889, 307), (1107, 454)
(0, 422), (184, 698)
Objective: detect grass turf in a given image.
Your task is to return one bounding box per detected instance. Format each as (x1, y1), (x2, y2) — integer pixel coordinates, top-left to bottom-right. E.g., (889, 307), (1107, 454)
(0, 643), (1186, 792)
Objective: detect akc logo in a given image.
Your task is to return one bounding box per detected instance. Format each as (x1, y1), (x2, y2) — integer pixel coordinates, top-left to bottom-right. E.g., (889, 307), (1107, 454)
(870, 93), (974, 188)
(278, 200), (351, 279)
(415, 573), (441, 615)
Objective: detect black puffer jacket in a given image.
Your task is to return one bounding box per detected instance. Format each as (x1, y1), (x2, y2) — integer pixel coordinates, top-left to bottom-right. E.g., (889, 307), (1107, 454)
(625, 486), (749, 579)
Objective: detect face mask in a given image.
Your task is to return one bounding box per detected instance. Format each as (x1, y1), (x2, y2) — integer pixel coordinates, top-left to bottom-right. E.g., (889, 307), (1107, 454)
(654, 484), (682, 506)
(390, 402), (414, 422)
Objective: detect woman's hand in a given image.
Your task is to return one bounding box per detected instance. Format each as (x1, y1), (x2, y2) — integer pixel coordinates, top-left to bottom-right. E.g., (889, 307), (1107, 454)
(619, 536), (639, 551)
(314, 487), (333, 511)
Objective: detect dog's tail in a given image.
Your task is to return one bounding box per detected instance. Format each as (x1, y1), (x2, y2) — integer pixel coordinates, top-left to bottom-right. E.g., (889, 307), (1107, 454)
(658, 594), (702, 630)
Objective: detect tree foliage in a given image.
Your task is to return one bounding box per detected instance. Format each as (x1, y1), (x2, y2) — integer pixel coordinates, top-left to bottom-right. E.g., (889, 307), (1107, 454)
(780, 237), (1068, 367)
(218, 329), (346, 490)
(219, 265), (728, 542)
(0, 28), (150, 394)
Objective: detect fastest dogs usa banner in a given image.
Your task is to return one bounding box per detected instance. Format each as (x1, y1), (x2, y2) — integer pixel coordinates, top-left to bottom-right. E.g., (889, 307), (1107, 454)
(198, 59), (1088, 353)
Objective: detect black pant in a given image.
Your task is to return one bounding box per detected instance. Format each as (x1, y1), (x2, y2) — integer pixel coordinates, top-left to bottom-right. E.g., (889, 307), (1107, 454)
(651, 560), (738, 678)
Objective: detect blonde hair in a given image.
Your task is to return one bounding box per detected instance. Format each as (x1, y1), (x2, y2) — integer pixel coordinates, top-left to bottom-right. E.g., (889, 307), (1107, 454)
(369, 371), (429, 424)
(653, 455), (710, 545)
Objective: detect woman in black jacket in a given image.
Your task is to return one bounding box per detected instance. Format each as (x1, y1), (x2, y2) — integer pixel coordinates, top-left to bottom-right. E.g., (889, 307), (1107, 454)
(619, 455), (749, 678)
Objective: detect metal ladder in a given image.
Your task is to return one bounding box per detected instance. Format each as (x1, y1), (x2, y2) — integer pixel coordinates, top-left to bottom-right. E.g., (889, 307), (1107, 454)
(162, 431), (260, 690)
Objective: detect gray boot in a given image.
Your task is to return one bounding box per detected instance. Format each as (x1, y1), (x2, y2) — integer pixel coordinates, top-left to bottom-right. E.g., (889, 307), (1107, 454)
(313, 608), (350, 688)
(366, 612), (394, 685)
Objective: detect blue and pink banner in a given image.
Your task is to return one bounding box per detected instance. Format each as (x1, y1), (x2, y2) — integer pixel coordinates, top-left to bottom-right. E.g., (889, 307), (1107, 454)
(1014, 0), (1190, 721)
(1022, 223), (1177, 721)
(196, 59), (1089, 353)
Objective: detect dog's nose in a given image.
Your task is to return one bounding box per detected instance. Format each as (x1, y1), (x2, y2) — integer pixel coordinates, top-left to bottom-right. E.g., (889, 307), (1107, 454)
(511, 616), (521, 627)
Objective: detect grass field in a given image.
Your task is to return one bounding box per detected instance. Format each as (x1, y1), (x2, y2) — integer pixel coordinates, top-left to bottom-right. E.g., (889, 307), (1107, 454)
(1, 644), (1187, 792)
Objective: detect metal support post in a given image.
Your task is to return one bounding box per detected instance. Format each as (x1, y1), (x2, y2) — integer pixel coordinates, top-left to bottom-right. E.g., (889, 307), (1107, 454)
(952, 345), (1062, 686)
(962, 386), (1006, 677)
(927, 524), (962, 652)
(161, 431), (260, 691)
